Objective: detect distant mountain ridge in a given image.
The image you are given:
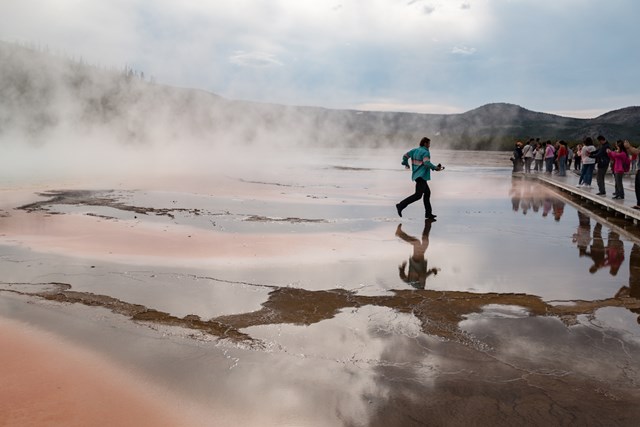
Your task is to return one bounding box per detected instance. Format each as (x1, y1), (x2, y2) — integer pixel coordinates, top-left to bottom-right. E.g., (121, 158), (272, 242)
(1, 41), (639, 150)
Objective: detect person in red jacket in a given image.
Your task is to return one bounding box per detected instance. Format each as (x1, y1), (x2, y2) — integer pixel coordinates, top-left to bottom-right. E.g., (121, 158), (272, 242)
(557, 140), (568, 176)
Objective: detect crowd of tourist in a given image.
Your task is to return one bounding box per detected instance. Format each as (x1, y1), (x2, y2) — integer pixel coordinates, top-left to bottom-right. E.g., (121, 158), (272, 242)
(511, 136), (640, 210)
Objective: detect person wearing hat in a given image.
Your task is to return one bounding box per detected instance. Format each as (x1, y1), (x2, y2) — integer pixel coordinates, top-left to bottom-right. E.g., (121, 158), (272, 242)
(396, 137), (444, 221)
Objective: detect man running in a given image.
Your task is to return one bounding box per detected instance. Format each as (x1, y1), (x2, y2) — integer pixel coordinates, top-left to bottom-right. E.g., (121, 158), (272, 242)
(396, 137), (444, 220)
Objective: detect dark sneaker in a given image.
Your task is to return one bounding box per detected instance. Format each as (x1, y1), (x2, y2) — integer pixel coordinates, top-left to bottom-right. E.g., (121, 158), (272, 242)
(395, 204), (403, 217)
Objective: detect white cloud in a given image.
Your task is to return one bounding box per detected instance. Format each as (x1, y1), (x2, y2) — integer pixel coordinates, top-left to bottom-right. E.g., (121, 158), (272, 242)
(1, 0), (638, 115)
(451, 45), (477, 55)
(229, 51), (283, 67)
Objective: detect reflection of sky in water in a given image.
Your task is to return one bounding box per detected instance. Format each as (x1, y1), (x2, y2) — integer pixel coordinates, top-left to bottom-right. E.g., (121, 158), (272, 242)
(3, 150), (638, 312)
(373, 164), (637, 302)
(2, 149), (640, 425)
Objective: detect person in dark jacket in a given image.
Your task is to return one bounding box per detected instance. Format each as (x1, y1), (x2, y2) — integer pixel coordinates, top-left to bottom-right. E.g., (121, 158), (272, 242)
(512, 141), (524, 172)
(592, 135), (611, 196)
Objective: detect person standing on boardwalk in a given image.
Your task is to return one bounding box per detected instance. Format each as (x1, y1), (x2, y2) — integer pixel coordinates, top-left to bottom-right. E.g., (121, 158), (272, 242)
(523, 139), (535, 173)
(557, 140), (568, 176)
(623, 140), (640, 209)
(396, 137), (444, 221)
(574, 143), (583, 171)
(607, 140), (630, 200)
(533, 141), (544, 172)
(578, 137), (596, 188)
(592, 135), (612, 196)
(512, 141), (524, 172)
(544, 140), (555, 173)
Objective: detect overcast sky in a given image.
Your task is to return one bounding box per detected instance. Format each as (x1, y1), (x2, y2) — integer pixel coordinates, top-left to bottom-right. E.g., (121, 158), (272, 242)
(2, 0), (638, 118)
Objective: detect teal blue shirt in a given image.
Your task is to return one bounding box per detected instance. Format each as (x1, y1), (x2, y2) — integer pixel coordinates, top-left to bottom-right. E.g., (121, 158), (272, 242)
(402, 146), (437, 181)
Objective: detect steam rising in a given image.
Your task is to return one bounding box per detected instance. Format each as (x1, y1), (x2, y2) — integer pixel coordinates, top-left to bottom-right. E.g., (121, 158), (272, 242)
(1, 41), (637, 182)
(0, 41), (447, 181)
(0, 47), (330, 178)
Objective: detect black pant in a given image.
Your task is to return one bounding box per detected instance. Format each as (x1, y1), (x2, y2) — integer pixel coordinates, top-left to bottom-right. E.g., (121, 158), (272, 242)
(614, 173), (624, 198)
(398, 177), (432, 217)
(596, 165), (608, 193)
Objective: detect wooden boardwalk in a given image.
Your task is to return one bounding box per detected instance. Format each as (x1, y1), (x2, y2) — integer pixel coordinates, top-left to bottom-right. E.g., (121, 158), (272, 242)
(514, 170), (640, 225)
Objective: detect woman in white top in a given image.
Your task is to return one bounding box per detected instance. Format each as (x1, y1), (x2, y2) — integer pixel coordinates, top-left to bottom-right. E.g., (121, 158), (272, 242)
(578, 137), (596, 187)
(522, 139), (534, 173)
(533, 142), (544, 172)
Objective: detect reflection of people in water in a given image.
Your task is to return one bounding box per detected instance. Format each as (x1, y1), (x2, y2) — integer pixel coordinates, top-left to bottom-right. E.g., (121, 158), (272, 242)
(509, 179), (522, 212)
(615, 243), (640, 323)
(586, 223), (606, 274)
(509, 179), (544, 215)
(572, 211), (591, 257)
(552, 199), (565, 222)
(396, 220), (440, 290)
(605, 230), (624, 276)
(577, 215), (625, 275)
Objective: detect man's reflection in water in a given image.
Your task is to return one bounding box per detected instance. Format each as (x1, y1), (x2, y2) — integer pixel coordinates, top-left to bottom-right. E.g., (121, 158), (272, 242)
(587, 222), (606, 274)
(509, 180), (522, 212)
(572, 211), (591, 257)
(573, 211), (626, 275)
(615, 243), (640, 323)
(395, 220), (440, 290)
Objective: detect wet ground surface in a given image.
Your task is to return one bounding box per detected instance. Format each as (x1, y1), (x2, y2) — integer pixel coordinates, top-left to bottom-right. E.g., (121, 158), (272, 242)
(2, 148), (640, 425)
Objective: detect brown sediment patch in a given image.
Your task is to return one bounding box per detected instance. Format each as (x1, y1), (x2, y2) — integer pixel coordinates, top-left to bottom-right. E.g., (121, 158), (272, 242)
(213, 287), (640, 344)
(8, 281), (638, 346)
(244, 215), (327, 223)
(85, 212), (118, 220)
(8, 283), (254, 344)
(17, 189), (205, 219)
(0, 317), (209, 427)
